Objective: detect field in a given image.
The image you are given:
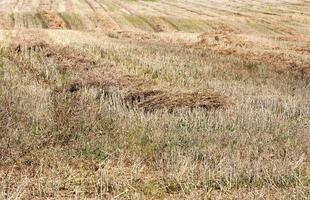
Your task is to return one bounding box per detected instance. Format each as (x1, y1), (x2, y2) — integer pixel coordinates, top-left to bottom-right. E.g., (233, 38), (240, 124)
(0, 0), (309, 199)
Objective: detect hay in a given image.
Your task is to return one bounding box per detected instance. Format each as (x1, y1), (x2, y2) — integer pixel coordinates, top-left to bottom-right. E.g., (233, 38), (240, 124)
(132, 89), (228, 112)
(191, 32), (310, 79)
(10, 31), (231, 112)
(107, 31), (158, 41)
(95, 13), (120, 31)
(10, 29), (50, 52)
(0, 13), (13, 29)
(64, 70), (230, 112)
(40, 12), (67, 29)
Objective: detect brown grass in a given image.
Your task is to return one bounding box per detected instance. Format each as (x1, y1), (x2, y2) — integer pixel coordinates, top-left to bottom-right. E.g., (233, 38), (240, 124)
(95, 13), (120, 31)
(1, 0), (310, 199)
(191, 31), (310, 79)
(0, 13), (13, 29)
(40, 12), (67, 29)
(107, 30), (158, 41)
(9, 30), (230, 112)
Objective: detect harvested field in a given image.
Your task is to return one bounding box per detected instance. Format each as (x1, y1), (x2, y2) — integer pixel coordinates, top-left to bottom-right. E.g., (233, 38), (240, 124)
(107, 30), (158, 41)
(0, 0), (310, 199)
(95, 13), (120, 31)
(9, 31), (229, 112)
(0, 13), (13, 29)
(39, 12), (67, 29)
(191, 31), (310, 79)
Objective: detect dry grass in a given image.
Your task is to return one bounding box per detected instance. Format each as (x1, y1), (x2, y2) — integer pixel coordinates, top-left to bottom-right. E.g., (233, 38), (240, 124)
(39, 12), (67, 29)
(95, 13), (120, 31)
(8, 30), (230, 112)
(0, 0), (310, 199)
(191, 31), (310, 79)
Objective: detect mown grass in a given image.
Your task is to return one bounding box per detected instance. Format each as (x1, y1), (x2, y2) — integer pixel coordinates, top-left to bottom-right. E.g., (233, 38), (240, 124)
(59, 13), (84, 30)
(71, 35), (306, 91)
(0, 0), (309, 198)
(0, 31), (309, 199)
(123, 15), (154, 31)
